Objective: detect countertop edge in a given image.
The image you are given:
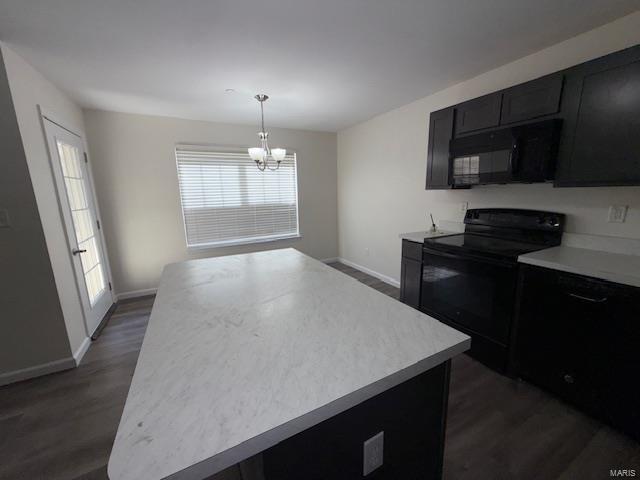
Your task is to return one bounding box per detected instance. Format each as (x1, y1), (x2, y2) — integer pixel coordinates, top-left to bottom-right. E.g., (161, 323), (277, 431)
(517, 251), (640, 289)
(399, 230), (456, 243)
(139, 337), (471, 480)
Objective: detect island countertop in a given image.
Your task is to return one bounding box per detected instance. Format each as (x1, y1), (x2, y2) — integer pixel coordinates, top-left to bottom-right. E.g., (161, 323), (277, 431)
(108, 248), (470, 480)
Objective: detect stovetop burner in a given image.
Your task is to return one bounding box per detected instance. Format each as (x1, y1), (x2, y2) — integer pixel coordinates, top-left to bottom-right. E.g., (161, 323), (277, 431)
(423, 208), (565, 261)
(424, 233), (548, 260)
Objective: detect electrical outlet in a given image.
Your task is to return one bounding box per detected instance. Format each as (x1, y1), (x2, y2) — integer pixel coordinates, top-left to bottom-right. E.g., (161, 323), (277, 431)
(0, 209), (10, 228)
(363, 431), (384, 475)
(608, 205), (628, 223)
(459, 202), (469, 213)
(364, 247), (370, 256)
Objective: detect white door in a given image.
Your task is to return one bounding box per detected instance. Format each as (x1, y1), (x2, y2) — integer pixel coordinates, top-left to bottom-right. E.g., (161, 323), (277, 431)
(44, 119), (113, 336)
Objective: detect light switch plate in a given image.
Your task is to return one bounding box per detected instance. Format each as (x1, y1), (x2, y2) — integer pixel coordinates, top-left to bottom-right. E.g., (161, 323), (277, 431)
(0, 209), (10, 228)
(363, 431), (384, 475)
(608, 205), (628, 223)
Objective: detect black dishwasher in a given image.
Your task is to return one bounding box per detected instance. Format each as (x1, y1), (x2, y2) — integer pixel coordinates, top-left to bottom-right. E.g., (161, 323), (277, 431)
(515, 264), (640, 441)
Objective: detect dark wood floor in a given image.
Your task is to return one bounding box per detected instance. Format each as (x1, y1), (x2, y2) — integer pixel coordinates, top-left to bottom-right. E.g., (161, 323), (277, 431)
(0, 296), (153, 480)
(1, 262), (638, 480)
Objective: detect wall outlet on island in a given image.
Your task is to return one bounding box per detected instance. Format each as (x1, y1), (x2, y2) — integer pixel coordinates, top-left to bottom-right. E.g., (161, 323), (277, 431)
(363, 431), (384, 475)
(608, 205), (628, 223)
(459, 202), (469, 214)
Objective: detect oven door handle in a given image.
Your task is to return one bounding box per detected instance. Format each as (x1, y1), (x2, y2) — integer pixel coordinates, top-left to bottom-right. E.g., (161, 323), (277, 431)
(422, 246), (464, 259)
(422, 246), (514, 267)
(567, 292), (608, 303)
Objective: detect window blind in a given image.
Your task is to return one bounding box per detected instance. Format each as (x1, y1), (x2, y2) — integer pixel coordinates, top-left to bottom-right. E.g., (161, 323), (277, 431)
(176, 147), (299, 248)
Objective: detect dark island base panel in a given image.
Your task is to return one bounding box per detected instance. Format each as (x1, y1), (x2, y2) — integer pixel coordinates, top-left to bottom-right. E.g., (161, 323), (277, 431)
(262, 361), (451, 480)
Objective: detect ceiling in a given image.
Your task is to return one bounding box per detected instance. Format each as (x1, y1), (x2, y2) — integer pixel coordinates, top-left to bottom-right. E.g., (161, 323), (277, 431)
(1, 1), (638, 132)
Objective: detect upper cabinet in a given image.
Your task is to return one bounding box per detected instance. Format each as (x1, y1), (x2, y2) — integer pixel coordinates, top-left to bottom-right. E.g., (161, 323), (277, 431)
(453, 74), (563, 136)
(454, 93), (502, 135)
(500, 73), (563, 125)
(425, 44), (640, 190)
(426, 107), (454, 189)
(555, 47), (640, 187)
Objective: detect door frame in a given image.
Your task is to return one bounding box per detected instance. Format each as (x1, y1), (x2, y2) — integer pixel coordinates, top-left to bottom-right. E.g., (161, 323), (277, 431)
(39, 106), (115, 336)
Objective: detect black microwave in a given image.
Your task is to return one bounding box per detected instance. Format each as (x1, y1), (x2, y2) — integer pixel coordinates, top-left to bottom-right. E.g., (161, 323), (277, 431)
(449, 119), (562, 187)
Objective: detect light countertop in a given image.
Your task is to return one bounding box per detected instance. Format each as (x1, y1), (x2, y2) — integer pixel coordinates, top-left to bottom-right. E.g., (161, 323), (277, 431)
(400, 230), (457, 243)
(108, 248), (470, 480)
(518, 246), (640, 288)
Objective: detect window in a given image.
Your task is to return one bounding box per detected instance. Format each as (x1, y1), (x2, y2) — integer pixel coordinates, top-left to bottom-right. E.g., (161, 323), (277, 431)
(175, 146), (299, 248)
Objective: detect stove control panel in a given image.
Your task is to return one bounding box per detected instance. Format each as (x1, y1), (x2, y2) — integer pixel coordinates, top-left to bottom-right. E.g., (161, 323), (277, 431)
(465, 208), (564, 232)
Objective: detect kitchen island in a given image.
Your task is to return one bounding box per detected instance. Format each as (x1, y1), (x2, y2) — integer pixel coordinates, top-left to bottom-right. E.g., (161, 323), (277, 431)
(108, 249), (470, 480)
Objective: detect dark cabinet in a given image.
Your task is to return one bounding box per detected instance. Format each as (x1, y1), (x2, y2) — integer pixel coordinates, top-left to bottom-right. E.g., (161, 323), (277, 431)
(426, 108), (454, 189)
(556, 47), (640, 186)
(515, 265), (640, 440)
(400, 240), (422, 308)
(454, 92), (502, 135)
(400, 257), (422, 308)
(425, 44), (640, 189)
(500, 73), (563, 124)
(596, 286), (640, 439)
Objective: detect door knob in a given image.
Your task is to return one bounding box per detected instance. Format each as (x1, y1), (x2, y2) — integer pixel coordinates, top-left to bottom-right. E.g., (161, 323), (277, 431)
(72, 248), (87, 255)
(563, 374), (574, 384)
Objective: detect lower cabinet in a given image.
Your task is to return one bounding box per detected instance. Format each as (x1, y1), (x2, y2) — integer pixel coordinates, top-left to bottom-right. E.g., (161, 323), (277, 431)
(400, 240), (422, 309)
(400, 257), (421, 308)
(515, 265), (640, 440)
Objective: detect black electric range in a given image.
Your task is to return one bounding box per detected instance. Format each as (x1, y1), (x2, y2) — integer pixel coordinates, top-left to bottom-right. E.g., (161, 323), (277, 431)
(420, 208), (564, 372)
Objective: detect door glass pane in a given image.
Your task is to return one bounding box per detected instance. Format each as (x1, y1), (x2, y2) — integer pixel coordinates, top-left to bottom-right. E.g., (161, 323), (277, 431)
(78, 237), (99, 273)
(57, 140), (106, 306)
(72, 210), (93, 243)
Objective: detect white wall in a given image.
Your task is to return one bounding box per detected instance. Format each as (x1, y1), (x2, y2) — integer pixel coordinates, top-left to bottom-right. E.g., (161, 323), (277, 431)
(1, 43), (90, 365)
(337, 12), (640, 283)
(84, 109), (338, 296)
(0, 47), (73, 379)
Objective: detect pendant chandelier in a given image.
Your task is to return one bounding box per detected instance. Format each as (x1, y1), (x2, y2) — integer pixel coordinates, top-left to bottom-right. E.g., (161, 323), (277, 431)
(248, 94), (286, 171)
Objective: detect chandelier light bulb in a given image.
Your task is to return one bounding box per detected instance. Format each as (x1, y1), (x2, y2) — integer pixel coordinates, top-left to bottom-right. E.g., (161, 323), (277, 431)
(248, 147), (266, 162)
(271, 148), (286, 161)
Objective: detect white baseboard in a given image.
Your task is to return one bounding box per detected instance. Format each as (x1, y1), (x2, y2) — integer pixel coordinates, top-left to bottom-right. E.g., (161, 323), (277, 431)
(0, 357), (76, 386)
(0, 337), (91, 386)
(337, 257), (400, 288)
(319, 257), (339, 263)
(73, 337), (91, 366)
(116, 287), (157, 301)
